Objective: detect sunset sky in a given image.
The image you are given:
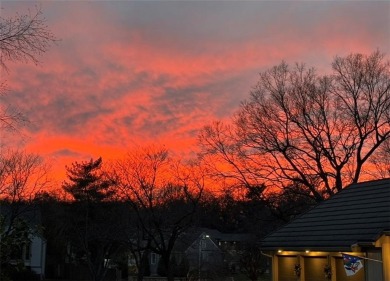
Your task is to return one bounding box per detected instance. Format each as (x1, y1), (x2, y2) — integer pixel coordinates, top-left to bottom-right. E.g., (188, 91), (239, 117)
(1, 1), (389, 181)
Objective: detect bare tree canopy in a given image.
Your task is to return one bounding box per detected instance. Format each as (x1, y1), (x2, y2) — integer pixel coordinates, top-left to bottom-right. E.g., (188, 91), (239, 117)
(0, 149), (50, 202)
(0, 5), (56, 134)
(0, 99), (27, 132)
(369, 138), (390, 179)
(0, 5), (56, 70)
(199, 51), (390, 201)
(112, 147), (204, 281)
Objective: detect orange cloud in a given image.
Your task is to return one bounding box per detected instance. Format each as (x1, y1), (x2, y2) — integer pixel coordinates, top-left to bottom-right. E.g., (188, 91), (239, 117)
(1, 1), (388, 184)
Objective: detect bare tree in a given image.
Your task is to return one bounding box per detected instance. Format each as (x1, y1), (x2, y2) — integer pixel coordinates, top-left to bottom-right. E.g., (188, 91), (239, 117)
(369, 138), (390, 178)
(0, 86), (27, 133)
(0, 149), (49, 202)
(0, 149), (50, 236)
(112, 147), (204, 281)
(0, 6), (55, 277)
(0, 5), (56, 132)
(199, 51), (390, 201)
(0, 150), (50, 276)
(198, 121), (266, 191)
(0, 5), (56, 71)
(239, 245), (266, 281)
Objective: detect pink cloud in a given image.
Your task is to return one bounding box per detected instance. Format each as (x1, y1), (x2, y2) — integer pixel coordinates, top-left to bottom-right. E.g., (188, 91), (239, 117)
(1, 1), (388, 181)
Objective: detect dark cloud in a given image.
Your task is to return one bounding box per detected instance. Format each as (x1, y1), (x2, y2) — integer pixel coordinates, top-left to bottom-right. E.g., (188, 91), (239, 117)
(51, 149), (81, 158)
(0, 0), (388, 179)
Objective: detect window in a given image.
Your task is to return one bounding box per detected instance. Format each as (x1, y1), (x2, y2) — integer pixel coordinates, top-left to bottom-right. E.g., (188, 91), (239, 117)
(151, 253), (157, 265)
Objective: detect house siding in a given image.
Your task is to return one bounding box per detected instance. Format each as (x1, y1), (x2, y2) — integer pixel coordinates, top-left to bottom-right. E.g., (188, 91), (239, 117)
(29, 235), (46, 277)
(365, 250), (382, 281)
(303, 256), (327, 281)
(276, 256), (296, 281)
(261, 179), (390, 281)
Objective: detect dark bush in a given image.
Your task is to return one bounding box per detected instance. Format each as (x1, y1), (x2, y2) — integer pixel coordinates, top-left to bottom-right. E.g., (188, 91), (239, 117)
(6, 266), (40, 280)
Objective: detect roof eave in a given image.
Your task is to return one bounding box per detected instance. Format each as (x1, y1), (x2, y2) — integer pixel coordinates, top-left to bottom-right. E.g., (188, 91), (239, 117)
(260, 246), (353, 253)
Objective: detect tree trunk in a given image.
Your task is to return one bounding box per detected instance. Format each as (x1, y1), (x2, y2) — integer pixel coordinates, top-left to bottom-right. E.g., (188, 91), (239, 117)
(164, 254), (174, 281)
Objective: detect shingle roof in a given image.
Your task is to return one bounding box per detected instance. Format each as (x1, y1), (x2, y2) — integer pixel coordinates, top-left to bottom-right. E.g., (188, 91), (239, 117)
(260, 179), (390, 252)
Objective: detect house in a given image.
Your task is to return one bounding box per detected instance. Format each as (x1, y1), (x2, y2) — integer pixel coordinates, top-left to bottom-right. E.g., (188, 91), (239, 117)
(0, 204), (47, 279)
(260, 178), (390, 281)
(139, 228), (255, 279)
(183, 230), (225, 278)
(144, 229), (226, 278)
(23, 233), (47, 278)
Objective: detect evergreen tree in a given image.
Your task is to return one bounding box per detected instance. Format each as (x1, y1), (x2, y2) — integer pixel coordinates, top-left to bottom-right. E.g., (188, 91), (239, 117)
(62, 158), (124, 281)
(63, 157), (114, 202)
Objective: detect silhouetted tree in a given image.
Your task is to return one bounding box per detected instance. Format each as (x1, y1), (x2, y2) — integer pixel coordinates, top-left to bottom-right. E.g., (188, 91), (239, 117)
(0, 7), (55, 278)
(0, 211), (32, 277)
(0, 5), (56, 71)
(0, 150), (49, 280)
(63, 157), (114, 202)
(113, 147), (204, 281)
(245, 183), (315, 226)
(239, 246), (266, 281)
(199, 50), (390, 201)
(369, 138), (390, 178)
(0, 5), (56, 132)
(125, 216), (152, 281)
(62, 158), (125, 281)
(33, 192), (69, 280)
(0, 150), (49, 202)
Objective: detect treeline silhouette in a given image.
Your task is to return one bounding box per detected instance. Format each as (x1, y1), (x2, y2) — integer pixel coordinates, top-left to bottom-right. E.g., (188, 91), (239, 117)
(0, 153), (313, 281)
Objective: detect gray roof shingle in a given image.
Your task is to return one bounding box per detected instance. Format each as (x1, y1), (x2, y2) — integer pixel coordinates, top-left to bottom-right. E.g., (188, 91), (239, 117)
(260, 179), (390, 251)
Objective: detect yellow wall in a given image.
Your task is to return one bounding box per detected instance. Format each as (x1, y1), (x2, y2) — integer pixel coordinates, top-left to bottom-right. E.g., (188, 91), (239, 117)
(277, 256), (297, 281)
(366, 250), (383, 281)
(272, 251), (372, 281)
(375, 235), (390, 281)
(304, 257), (327, 281)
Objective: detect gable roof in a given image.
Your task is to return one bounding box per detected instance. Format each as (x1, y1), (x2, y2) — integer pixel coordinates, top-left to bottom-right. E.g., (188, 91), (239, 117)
(174, 227), (255, 252)
(260, 179), (390, 252)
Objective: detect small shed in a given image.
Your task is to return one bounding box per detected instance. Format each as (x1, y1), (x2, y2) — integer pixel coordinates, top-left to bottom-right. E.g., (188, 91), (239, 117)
(260, 178), (390, 281)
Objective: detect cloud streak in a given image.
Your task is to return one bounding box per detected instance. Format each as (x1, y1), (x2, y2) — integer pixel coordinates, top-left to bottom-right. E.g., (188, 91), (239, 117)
(1, 1), (389, 180)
